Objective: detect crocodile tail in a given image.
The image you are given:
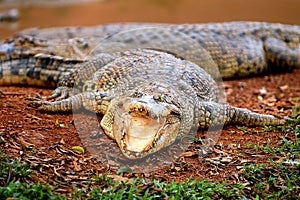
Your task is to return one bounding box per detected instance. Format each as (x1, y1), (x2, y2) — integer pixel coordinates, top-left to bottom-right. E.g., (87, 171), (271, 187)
(0, 52), (82, 88)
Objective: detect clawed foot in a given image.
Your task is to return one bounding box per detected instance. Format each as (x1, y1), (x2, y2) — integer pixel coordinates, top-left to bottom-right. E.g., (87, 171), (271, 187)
(26, 96), (52, 110)
(47, 86), (75, 101)
(26, 91), (76, 112)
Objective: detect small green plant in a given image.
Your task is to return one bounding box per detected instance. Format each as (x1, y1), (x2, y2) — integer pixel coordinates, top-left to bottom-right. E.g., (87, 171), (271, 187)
(259, 125), (276, 133)
(250, 123), (300, 157)
(241, 164), (266, 181)
(238, 126), (249, 134)
(290, 104), (300, 118)
(0, 152), (32, 185)
(0, 181), (65, 200)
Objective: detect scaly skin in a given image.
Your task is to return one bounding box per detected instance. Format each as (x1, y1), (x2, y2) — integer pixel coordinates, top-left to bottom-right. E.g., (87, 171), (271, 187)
(0, 22), (299, 159)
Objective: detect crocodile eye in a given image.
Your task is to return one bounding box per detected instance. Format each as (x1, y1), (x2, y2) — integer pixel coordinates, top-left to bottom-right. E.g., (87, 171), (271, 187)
(131, 91), (143, 98)
(153, 94), (167, 102)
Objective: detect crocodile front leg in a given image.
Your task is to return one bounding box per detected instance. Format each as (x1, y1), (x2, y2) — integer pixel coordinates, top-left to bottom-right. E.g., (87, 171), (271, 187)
(29, 91), (113, 114)
(48, 53), (116, 100)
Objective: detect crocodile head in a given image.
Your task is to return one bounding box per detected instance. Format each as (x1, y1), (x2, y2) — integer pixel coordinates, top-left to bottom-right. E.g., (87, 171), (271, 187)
(100, 91), (182, 159)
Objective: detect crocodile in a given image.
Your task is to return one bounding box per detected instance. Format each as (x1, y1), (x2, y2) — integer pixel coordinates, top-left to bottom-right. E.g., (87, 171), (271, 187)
(0, 22), (299, 159)
(0, 9), (19, 23)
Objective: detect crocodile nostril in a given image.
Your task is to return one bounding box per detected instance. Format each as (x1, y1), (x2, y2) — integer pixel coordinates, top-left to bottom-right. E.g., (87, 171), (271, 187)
(137, 100), (147, 104)
(128, 103), (148, 115)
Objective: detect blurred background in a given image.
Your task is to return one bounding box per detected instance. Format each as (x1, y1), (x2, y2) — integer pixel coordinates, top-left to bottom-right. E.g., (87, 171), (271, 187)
(0, 0), (299, 39)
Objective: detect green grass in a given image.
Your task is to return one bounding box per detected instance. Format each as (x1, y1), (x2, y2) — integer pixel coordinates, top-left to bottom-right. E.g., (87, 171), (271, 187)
(248, 117), (300, 157)
(0, 152), (31, 183)
(240, 162), (300, 199)
(238, 126), (256, 134)
(290, 104), (300, 118)
(70, 175), (245, 199)
(0, 151), (64, 199)
(0, 181), (63, 200)
(0, 151), (246, 199)
(0, 115), (299, 199)
(241, 117), (300, 199)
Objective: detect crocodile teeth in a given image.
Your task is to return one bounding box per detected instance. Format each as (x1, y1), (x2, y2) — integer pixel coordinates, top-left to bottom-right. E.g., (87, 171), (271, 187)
(125, 116), (166, 152)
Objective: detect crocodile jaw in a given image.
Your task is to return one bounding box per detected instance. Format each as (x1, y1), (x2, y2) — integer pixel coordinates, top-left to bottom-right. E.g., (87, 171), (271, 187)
(124, 115), (166, 152)
(101, 95), (181, 159)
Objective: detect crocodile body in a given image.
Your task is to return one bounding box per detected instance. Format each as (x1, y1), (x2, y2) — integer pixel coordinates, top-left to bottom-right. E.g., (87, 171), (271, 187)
(0, 22), (299, 159)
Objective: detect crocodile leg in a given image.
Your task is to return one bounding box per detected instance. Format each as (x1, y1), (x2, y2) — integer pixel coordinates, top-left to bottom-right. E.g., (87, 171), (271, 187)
(48, 53), (116, 100)
(30, 91), (113, 114)
(197, 101), (286, 129)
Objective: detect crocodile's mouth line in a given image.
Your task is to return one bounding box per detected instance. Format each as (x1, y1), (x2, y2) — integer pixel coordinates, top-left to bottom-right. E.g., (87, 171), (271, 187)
(117, 110), (181, 159)
(121, 114), (166, 152)
(105, 90), (182, 159)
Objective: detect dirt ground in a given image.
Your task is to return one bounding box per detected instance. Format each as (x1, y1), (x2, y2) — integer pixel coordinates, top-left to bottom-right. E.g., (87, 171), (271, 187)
(0, 69), (299, 194)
